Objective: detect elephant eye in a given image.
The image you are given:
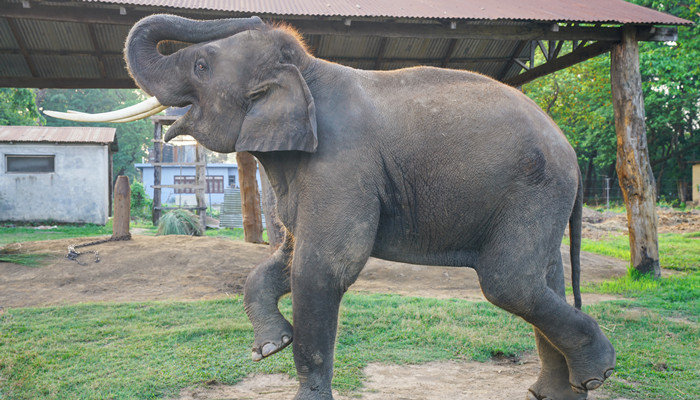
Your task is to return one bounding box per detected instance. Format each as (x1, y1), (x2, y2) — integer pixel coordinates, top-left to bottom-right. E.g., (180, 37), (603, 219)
(194, 59), (208, 73)
(248, 86), (269, 101)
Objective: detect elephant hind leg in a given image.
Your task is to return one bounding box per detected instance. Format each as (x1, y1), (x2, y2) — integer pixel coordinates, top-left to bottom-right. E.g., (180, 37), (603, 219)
(475, 244), (615, 397)
(528, 260), (587, 400)
(244, 231), (294, 361)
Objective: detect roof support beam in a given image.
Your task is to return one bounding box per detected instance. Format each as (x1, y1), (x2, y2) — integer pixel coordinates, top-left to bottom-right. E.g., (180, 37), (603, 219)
(327, 55), (528, 65)
(374, 37), (388, 70)
(440, 39), (458, 68)
(87, 24), (108, 79)
(0, 48), (123, 57)
(6, 18), (38, 78)
(497, 40), (529, 81)
(505, 40), (616, 87)
(0, 77), (135, 89)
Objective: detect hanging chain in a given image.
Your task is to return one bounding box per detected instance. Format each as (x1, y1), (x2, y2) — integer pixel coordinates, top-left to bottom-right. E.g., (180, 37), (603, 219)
(66, 234), (131, 266)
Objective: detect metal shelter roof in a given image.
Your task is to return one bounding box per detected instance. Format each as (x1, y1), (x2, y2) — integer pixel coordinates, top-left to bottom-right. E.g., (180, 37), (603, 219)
(0, 126), (116, 144)
(0, 0), (692, 89)
(89, 0), (691, 24)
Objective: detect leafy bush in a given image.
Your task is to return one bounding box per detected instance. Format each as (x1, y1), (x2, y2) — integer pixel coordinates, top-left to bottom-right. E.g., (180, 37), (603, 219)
(157, 209), (203, 236)
(130, 181), (152, 220)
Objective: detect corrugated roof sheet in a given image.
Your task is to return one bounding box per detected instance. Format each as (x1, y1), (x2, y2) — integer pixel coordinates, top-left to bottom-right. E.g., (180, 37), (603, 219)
(0, 126), (116, 144)
(89, 0), (692, 25)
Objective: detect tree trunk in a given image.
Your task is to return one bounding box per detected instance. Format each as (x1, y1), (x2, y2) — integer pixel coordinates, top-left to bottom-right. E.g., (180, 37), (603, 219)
(112, 175), (132, 240)
(258, 163), (284, 251)
(610, 26), (660, 278)
(236, 152), (263, 243)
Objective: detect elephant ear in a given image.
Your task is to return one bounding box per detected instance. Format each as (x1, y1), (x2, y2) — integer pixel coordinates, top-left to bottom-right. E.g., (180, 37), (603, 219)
(236, 64), (317, 152)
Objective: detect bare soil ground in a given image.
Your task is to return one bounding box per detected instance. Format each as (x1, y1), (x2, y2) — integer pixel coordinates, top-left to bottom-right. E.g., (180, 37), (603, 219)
(1, 207), (697, 400)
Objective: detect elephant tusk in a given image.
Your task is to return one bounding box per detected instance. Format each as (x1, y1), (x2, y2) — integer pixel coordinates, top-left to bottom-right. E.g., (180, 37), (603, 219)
(64, 104), (169, 123)
(43, 96), (164, 123)
(106, 105), (169, 122)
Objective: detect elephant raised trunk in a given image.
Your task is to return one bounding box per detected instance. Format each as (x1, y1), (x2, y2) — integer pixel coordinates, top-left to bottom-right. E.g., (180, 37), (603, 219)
(125, 14), (265, 106)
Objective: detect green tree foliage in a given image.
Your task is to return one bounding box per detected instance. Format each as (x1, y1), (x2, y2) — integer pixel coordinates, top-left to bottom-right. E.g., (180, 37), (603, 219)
(636, 0), (700, 201)
(0, 88), (43, 126)
(130, 180), (153, 220)
(37, 89), (153, 184)
(522, 50), (617, 200)
(524, 0), (699, 202)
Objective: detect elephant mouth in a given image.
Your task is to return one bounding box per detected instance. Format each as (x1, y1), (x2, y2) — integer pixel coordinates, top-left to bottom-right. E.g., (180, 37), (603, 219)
(43, 96), (167, 123)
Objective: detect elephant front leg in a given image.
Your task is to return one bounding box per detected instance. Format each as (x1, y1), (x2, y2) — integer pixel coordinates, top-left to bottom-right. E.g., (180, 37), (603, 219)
(291, 267), (343, 400)
(244, 232), (294, 361)
(289, 229), (376, 399)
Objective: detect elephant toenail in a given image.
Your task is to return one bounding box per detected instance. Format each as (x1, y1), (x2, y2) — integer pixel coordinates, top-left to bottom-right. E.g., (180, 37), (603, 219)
(251, 351), (263, 362)
(526, 389), (540, 400)
(282, 335), (291, 344)
(605, 369), (614, 379)
(262, 343), (278, 357)
(584, 379), (603, 390)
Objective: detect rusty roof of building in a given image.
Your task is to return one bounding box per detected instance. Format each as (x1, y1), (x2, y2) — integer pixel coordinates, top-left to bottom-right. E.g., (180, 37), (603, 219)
(0, 126), (116, 144)
(91, 0), (691, 25)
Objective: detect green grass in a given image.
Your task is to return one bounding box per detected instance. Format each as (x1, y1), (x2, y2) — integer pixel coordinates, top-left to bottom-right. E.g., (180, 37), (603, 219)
(0, 253), (48, 267)
(1, 222), (265, 247)
(0, 223), (112, 247)
(0, 291), (697, 399)
(0, 295), (533, 400)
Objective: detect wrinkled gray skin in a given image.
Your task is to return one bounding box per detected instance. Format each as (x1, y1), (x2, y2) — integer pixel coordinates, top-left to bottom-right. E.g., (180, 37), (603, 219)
(125, 15), (615, 400)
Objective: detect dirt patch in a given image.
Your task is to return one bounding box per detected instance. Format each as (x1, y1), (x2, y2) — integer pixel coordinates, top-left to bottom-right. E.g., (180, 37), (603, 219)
(581, 207), (700, 239)
(173, 355), (627, 400)
(0, 235), (634, 308)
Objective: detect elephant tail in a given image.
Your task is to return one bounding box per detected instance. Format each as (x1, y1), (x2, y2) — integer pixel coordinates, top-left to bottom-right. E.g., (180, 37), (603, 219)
(570, 173), (583, 310)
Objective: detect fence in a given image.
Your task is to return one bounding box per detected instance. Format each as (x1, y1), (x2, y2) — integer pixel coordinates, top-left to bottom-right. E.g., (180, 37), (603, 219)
(583, 176), (690, 207)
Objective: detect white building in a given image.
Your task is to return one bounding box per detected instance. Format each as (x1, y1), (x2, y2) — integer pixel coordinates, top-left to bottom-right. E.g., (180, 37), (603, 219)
(0, 126), (116, 224)
(135, 162), (262, 206)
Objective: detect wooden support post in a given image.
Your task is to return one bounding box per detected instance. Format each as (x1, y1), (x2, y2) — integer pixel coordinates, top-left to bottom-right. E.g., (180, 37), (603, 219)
(112, 175), (131, 240)
(610, 25), (660, 278)
(195, 144), (207, 232)
(152, 123), (162, 225)
(236, 151), (263, 243)
(259, 163), (284, 251)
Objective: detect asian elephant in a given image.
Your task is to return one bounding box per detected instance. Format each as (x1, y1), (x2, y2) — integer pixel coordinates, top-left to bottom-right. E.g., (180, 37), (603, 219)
(48, 14), (615, 400)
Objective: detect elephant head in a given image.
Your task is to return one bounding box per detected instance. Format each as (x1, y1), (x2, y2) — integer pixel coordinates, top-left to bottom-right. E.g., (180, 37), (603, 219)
(45, 15), (317, 154)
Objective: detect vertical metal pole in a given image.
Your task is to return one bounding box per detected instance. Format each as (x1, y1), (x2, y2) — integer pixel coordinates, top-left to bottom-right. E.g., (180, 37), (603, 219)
(605, 177), (611, 209)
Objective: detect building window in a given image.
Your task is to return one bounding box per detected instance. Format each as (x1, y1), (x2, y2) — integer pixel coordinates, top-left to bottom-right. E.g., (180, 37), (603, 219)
(6, 155), (55, 173)
(174, 175), (225, 194)
(208, 176), (224, 193)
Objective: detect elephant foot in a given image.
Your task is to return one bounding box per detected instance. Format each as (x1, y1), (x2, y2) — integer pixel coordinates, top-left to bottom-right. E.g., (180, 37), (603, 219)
(566, 340), (615, 394)
(564, 325), (616, 394)
(528, 378), (589, 400)
(569, 368), (614, 394)
(251, 318), (293, 362)
(293, 386), (334, 400)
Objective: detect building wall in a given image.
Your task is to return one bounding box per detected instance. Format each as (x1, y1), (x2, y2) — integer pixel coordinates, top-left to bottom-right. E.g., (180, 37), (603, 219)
(0, 143), (110, 224)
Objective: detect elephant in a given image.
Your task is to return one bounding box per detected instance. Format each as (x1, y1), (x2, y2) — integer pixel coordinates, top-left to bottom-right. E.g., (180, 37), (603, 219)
(46, 14), (615, 400)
